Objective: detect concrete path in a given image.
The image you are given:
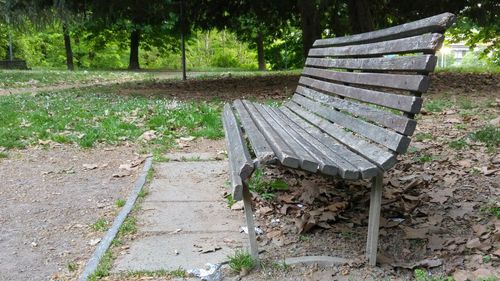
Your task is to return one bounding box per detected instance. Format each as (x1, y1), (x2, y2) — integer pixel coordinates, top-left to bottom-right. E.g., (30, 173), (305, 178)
(112, 156), (247, 272)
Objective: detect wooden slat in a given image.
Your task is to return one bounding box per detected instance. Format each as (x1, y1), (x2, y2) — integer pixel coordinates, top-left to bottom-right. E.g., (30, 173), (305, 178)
(302, 67), (430, 92)
(305, 55), (438, 72)
(296, 86), (417, 135)
(285, 102), (396, 170)
(278, 107), (380, 179)
(239, 101), (300, 169)
(299, 76), (422, 113)
(222, 104), (254, 200)
(257, 104), (339, 177)
(292, 95), (410, 153)
(247, 101), (319, 173)
(233, 100), (276, 164)
(309, 33), (444, 58)
(314, 13), (455, 47)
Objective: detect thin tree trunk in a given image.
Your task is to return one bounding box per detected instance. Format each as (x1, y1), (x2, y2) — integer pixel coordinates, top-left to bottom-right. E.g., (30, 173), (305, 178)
(348, 0), (374, 33)
(63, 24), (74, 70)
(298, 0), (322, 59)
(128, 29), (140, 70)
(256, 31), (266, 71)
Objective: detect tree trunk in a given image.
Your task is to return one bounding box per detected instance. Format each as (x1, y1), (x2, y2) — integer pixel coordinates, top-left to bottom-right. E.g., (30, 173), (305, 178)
(63, 24), (74, 71)
(128, 29), (140, 70)
(348, 0), (374, 33)
(298, 0), (322, 59)
(256, 31), (266, 71)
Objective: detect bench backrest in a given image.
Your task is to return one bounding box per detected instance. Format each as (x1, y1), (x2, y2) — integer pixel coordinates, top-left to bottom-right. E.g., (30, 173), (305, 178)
(288, 13), (455, 155)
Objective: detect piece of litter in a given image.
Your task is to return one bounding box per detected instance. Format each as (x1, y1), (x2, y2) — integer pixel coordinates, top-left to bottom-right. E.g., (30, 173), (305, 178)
(88, 238), (101, 246)
(169, 228), (182, 234)
(239, 226), (264, 235)
(188, 263), (222, 281)
(174, 249), (179, 255)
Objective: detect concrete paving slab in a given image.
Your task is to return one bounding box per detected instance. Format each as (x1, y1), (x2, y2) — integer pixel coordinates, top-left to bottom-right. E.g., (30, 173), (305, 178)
(114, 232), (246, 272)
(112, 160), (249, 274)
(164, 152), (224, 162)
(154, 161), (227, 180)
(139, 201), (244, 233)
(148, 179), (226, 202)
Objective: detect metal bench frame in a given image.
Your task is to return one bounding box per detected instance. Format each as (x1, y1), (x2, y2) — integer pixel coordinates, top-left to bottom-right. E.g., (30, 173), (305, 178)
(222, 13), (455, 266)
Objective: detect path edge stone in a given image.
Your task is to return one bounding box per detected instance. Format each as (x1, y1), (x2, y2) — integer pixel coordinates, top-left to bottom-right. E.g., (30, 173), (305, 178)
(78, 156), (153, 281)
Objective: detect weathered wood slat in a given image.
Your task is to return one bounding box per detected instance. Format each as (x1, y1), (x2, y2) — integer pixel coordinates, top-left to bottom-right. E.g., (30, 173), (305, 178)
(309, 33), (444, 58)
(299, 76), (422, 113)
(222, 104), (255, 200)
(233, 100), (276, 164)
(270, 107), (367, 179)
(248, 102), (319, 173)
(239, 100), (300, 169)
(285, 102), (397, 170)
(296, 86), (417, 135)
(302, 67), (429, 92)
(305, 55), (437, 72)
(278, 107), (380, 179)
(314, 13), (455, 47)
(292, 95), (410, 153)
(257, 104), (339, 177)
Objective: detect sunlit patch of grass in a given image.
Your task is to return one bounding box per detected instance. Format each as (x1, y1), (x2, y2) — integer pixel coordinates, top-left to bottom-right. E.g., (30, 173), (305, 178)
(424, 99), (453, 113)
(414, 132), (434, 141)
(228, 250), (256, 274)
(0, 88), (224, 156)
(470, 125), (499, 150)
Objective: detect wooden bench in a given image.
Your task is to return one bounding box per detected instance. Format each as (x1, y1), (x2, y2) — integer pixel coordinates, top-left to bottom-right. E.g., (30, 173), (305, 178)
(222, 13), (456, 266)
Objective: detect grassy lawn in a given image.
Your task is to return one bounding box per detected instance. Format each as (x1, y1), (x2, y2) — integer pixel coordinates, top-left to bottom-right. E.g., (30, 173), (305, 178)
(0, 69), (153, 89)
(0, 86), (223, 157)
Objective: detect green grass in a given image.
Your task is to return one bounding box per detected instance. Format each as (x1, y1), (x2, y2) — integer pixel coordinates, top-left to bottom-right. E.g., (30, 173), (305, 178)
(0, 69), (152, 89)
(424, 99), (453, 113)
(115, 198), (126, 208)
(0, 152), (7, 159)
(228, 250), (256, 274)
(436, 65), (500, 74)
(125, 268), (185, 278)
(0, 87), (224, 156)
(449, 138), (468, 150)
(414, 269), (453, 281)
(89, 250), (114, 281)
(248, 168), (289, 200)
(119, 216), (137, 235)
(470, 125), (499, 150)
(414, 132), (434, 141)
(415, 154), (438, 163)
(91, 218), (108, 232)
(481, 203), (500, 219)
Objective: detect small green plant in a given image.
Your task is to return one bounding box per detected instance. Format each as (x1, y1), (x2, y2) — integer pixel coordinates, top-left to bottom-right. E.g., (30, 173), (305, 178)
(228, 250), (255, 274)
(454, 124), (467, 130)
(0, 152), (8, 159)
(67, 261), (78, 272)
(115, 198), (126, 208)
(449, 138), (468, 150)
(424, 99), (452, 113)
(119, 216), (137, 235)
(170, 267), (186, 278)
(458, 98), (477, 110)
(91, 218), (108, 232)
(416, 154), (437, 163)
(414, 132), (434, 141)
(414, 269), (453, 281)
(298, 235), (310, 242)
(480, 202), (500, 219)
(470, 125), (499, 150)
(483, 255), (492, 263)
(89, 250), (113, 280)
(138, 188), (149, 199)
(248, 168), (289, 200)
(146, 168), (155, 182)
(225, 193), (237, 208)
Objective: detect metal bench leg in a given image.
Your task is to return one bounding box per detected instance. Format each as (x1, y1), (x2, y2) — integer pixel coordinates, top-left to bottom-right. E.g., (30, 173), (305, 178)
(366, 172), (383, 266)
(242, 183), (259, 263)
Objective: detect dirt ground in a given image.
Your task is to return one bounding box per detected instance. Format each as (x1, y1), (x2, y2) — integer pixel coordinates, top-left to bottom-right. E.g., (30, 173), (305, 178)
(0, 144), (144, 281)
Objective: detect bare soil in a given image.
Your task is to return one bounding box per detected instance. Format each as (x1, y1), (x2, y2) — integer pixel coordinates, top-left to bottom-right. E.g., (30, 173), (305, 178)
(0, 144), (144, 281)
(116, 72), (499, 102)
